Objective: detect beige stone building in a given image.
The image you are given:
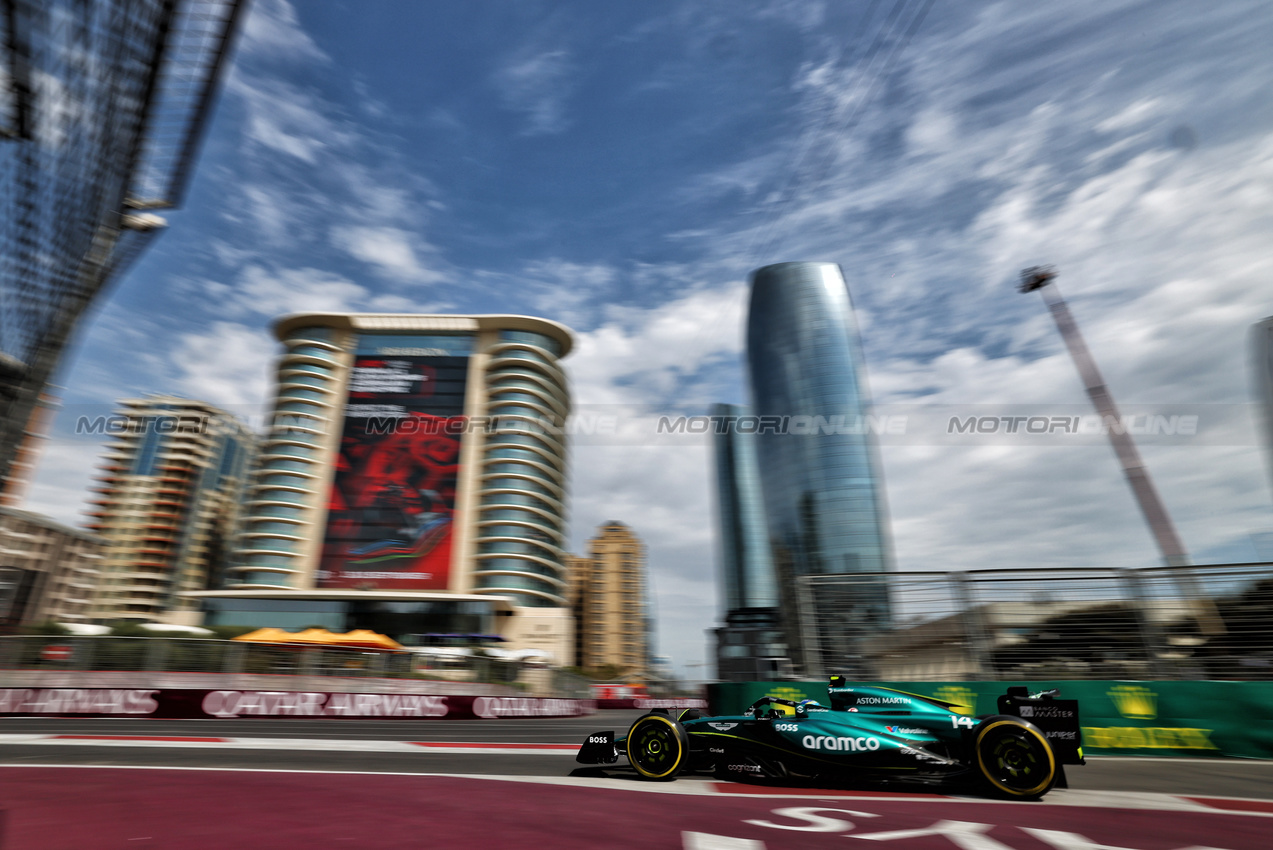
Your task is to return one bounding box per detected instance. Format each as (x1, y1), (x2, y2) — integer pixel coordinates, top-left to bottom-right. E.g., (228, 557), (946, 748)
(0, 506), (105, 625)
(569, 521), (648, 676)
(86, 395), (254, 624)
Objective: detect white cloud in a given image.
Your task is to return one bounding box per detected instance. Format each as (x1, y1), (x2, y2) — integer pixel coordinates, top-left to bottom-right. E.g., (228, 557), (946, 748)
(19, 439), (105, 528)
(170, 321), (276, 413)
(226, 265), (370, 317)
(516, 259), (619, 329)
(228, 74), (347, 164)
(492, 46), (576, 136)
(239, 0), (329, 64)
(568, 281), (748, 407)
(330, 226), (444, 284)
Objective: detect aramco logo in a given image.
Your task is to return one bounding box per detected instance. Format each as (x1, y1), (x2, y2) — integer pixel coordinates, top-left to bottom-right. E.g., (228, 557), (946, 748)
(1108, 685), (1157, 720)
(932, 686), (976, 716)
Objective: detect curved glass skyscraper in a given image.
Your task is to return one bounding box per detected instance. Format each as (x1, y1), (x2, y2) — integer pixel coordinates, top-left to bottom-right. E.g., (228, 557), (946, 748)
(746, 262), (893, 675)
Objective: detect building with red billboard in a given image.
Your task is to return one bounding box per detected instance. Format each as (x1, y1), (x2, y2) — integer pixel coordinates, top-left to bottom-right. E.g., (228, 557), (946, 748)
(193, 313), (574, 663)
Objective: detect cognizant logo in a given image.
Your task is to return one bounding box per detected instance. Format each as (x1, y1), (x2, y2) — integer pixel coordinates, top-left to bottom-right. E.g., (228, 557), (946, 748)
(802, 735), (880, 752)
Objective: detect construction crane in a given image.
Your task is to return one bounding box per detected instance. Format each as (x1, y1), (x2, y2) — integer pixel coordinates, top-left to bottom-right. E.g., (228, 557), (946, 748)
(1020, 267), (1222, 636)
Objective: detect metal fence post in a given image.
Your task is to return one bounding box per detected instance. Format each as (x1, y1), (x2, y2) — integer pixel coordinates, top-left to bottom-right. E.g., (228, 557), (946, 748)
(223, 641), (244, 675)
(1118, 568), (1166, 680)
(299, 646), (318, 677)
(952, 572), (989, 680)
(796, 575), (825, 680)
(75, 636), (96, 671)
(144, 638), (169, 671)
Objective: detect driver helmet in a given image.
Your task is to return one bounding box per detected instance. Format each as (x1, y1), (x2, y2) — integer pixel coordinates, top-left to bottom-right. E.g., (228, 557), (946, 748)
(795, 698), (821, 716)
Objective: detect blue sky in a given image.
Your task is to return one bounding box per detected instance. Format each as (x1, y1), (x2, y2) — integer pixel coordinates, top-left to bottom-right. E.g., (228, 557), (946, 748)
(26, 0), (1273, 677)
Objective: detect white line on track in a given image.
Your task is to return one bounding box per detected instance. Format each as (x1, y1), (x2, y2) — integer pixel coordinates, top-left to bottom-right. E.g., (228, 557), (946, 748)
(0, 733), (577, 755)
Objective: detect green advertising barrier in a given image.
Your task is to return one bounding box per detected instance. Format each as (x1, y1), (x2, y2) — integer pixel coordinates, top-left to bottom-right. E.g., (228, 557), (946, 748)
(706, 680), (1273, 759)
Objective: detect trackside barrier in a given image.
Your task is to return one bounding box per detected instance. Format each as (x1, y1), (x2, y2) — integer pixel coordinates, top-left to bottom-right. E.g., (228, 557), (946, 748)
(0, 688), (595, 719)
(706, 680), (1273, 759)
(596, 698), (709, 710)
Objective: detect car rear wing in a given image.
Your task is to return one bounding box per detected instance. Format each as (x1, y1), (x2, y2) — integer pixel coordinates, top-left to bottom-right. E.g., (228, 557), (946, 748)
(997, 687), (1085, 765)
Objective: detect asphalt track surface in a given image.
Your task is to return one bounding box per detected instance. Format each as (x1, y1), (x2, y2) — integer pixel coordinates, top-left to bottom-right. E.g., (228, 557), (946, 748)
(2, 711), (1271, 848)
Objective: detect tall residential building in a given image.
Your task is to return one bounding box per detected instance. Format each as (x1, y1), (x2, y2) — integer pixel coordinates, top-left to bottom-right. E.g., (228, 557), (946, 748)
(201, 313), (575, 662)
(710, 402), (788, 681)
(746, 262), (893, 677)
(86, 396), (253, 624)
(0, 506), (105, 626)
(569, 522), (648, 677)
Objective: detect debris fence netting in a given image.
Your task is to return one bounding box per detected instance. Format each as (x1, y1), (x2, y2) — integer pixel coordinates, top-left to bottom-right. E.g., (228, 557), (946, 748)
(801, 563), (1273, 681)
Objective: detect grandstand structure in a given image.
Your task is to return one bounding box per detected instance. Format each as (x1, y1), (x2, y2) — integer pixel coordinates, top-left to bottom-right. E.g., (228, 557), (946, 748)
(0, 0), (246, 493)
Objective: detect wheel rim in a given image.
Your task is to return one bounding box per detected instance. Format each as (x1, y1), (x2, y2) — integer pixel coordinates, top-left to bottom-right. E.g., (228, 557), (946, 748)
(976, 721), (1055, 796)
(629, 716), (683, 779)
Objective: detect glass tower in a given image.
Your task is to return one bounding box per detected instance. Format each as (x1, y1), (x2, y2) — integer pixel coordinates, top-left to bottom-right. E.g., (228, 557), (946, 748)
(746, 262), (893, 676)
(712, 402), (778, 612)
(711, 402), (788, 680)
(1252, 317), (1273, 500)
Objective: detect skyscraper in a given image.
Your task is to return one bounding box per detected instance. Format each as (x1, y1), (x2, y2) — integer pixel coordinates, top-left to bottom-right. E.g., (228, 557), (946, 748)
(1252, 317), (1273, 497)
(86, 395), (254, 624)
(198, 313), (575, 661)
(0, 0), (245, 493)
(710, 402), (788, 680)
(568, 521), (648, 677)
(746, 262), (893, 676)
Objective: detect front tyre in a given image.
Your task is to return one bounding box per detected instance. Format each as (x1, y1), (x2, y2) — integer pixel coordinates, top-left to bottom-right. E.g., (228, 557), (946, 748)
(627, 713), (689, 781)
(973, 716), (1057, 799)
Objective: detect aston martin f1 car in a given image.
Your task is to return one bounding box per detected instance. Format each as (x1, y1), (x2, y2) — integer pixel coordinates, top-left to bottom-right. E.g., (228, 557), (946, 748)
(577, 678), (1084, 799)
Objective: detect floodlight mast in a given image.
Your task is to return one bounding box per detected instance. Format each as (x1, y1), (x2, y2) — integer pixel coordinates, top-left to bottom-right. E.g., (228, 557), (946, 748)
(1018, 266), (1190, 568)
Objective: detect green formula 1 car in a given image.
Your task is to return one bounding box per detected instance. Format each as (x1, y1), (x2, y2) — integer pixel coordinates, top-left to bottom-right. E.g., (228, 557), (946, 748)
(577, 677), (1084, 799)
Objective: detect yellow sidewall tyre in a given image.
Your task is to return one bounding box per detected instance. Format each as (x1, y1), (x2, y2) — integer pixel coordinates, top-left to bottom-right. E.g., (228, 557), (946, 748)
(974, 716), (1057, 799)
(627, 714), (689, 781)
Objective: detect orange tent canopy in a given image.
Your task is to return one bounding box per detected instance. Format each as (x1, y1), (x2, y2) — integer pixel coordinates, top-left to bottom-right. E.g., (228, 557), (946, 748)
(232, 627), (403, 650)
(232, 627), (301, 644)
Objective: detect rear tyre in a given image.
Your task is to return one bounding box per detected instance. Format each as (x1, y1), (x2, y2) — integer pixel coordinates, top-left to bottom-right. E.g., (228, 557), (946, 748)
(627, 713), (689, 781)
(973, 716), (1057, 799)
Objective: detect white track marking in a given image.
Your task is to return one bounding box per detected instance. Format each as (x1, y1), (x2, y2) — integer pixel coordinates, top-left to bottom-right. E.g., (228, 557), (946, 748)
(0, 733), (577, 754)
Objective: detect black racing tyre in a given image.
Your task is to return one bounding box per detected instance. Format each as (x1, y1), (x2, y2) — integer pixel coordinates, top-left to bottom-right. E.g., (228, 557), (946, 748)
(973, 716), (1057, 799)
(627, 713), (689, 781)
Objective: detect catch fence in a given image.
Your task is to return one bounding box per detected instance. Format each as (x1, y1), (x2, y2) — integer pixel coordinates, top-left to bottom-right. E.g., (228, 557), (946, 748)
(799, 562), (1273, 681)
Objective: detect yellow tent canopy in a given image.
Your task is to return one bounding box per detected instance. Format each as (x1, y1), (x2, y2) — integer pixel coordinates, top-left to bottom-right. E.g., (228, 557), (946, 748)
(232, 627), (403, 650)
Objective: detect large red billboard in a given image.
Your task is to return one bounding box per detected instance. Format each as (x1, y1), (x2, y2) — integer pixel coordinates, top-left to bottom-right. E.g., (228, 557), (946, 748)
(318, 354), (469, 589)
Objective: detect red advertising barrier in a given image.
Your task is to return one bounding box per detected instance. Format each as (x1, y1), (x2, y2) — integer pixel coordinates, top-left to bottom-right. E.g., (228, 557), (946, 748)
(0, 688), (594, 720)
